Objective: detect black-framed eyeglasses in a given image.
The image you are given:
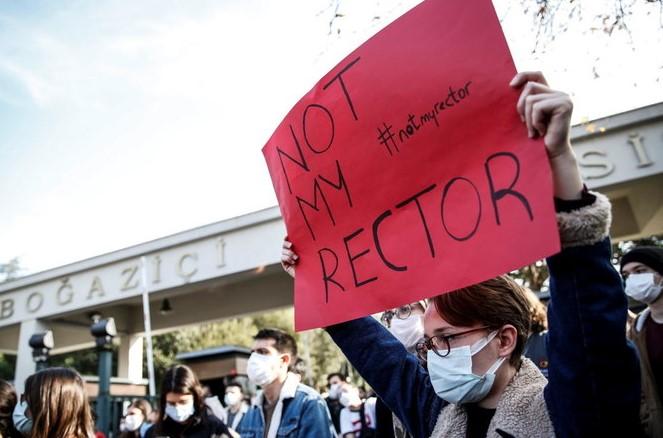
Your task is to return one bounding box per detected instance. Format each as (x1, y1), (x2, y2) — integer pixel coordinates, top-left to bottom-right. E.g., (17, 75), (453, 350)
(415, 326), (490, 361)
(380, 304), (417, 327)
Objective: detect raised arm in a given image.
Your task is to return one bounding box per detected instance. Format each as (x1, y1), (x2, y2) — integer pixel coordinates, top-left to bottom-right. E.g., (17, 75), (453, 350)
(543, 194), (642, 436)
(326, 317), (443, 438)
(510, 72), (642, 436)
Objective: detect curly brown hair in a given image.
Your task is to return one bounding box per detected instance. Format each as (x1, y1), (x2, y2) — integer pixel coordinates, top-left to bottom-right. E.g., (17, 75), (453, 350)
(525, 289), (548, 334)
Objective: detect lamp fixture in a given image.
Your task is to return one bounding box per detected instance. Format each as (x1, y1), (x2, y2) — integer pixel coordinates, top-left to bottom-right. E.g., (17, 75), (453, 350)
(160, 298), (173, 315)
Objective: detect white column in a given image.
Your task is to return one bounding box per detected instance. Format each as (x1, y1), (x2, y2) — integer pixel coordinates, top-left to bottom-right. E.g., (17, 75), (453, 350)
(14, 319), (47, 394)
(117, 334), (144, 383)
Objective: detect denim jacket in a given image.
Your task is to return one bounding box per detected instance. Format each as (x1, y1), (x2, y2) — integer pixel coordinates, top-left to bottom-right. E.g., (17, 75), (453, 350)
(236, 373), (336, 438)
(327, 192), (643, 437)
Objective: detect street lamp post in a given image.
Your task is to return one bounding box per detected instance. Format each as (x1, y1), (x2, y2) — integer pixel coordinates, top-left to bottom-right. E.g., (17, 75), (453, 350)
(91, 317), (116, 436)
(28, 331), (54, 371)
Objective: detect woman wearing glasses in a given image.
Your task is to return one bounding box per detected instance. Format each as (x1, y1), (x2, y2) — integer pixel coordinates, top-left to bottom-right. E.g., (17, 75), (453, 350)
(281, 72), (642, 437)
(381, 302), (427, 354)
(376, 302), (426, 438)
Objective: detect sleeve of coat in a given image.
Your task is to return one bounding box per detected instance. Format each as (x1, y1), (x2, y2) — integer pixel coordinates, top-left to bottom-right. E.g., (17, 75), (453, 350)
(544, 192), (643, 437)
(327, 316), (444, 438)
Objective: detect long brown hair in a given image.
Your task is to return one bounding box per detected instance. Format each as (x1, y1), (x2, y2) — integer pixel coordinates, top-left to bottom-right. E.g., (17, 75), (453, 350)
(0, 379), (19, 438)
(128, 398), (152, 419)
(25, 368), (94, 438)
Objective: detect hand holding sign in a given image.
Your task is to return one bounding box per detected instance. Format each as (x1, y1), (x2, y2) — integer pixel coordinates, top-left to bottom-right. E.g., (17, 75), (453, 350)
(281, 239), (297, 278)
(510, 72), (583, 201)
(282, 239), (296, 278)
(264, 0), (565, 330)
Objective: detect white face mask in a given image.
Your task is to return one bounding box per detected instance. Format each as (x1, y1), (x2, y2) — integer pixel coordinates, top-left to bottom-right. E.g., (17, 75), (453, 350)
(247, 352), (281, 386)
(124, 414), (142, 431)
(427, 331), (506, 404)
(165, 402), (195, 423)
(339, 389), (361, 408)
(328, 383), (342, 400)
(389, 315), (425, 350)
(13, 400), (33, 436)
(224, 392), (242, 407)
(625, 273), (663, 304)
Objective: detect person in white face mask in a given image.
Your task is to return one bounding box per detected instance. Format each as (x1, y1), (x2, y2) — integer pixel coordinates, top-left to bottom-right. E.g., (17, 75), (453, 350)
(325, 372), (348, 434)
(338, 384), (377, 438)
(282, 71), (643, 438)
(381, 302), (427, 353)
(145, 365), (232, 438)
(621, 245), (663, 437)
(236, 328), (336, 438)
(118, 399), (153, 438)
(377, 302), (426, 438)
(222, 382), (248, 432)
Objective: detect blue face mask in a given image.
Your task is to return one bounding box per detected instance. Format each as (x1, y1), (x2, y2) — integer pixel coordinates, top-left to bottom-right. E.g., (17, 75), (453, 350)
(427, 331), (506, 404)
(13, 400), (33, 436)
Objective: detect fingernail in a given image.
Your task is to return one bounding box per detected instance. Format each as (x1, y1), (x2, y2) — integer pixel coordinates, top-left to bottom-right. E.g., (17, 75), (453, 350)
(520, 115), (525, 122)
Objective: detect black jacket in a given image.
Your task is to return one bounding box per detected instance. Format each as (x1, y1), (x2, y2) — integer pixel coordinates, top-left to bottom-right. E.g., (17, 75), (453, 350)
(145, 412), (231, 438)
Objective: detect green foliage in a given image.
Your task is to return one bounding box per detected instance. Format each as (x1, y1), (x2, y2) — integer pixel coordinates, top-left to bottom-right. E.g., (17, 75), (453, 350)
(511, 234), (663, 294)
(612, 234), (663, 265)
(148, 308), (353, 392)
(0, 353), (16, 381)
(511, 259), (550, 292)
(304, 329), (352, 391)
(49, 345), (119, 376)
(0, 257), (22, 283)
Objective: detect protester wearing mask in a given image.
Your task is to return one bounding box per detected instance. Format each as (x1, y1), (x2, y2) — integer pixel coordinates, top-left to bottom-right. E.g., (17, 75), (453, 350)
(339, 384), (377, 438)
(377, 303), (425, 438)
(0, 379), (20, 438)
(622, 246), (663, 437)
(281, 72), (642, 437)
(222, 382), (248, 432)
(382, 302), (426, 353)
(236, 328), (335, 438)
(146, 365), (232, 438)
(119, 399), (153, 438)
(15, 367), (94, 438)
(325, 372), (347, 434)
(10, 399), (30, 438)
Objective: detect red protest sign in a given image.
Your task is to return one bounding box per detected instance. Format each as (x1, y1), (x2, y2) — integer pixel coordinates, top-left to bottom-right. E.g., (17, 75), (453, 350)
(263, 0), (560, 331)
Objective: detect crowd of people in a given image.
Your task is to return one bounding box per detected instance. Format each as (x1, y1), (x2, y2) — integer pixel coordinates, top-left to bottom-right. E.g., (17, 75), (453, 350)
(0, 72), (661, 438)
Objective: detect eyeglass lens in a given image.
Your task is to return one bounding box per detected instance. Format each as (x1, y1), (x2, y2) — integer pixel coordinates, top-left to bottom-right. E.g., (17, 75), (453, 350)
(395, 304), (412, 319)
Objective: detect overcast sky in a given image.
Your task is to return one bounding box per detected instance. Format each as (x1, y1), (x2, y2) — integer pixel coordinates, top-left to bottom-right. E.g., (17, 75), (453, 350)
(1, 0), (662, 276)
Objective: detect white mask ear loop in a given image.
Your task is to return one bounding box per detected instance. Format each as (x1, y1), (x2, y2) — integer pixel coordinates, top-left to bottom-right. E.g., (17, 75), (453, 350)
(470, 330), (499, 355)
(486, 355), (507, 375)
(469, 330), (506, 376)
